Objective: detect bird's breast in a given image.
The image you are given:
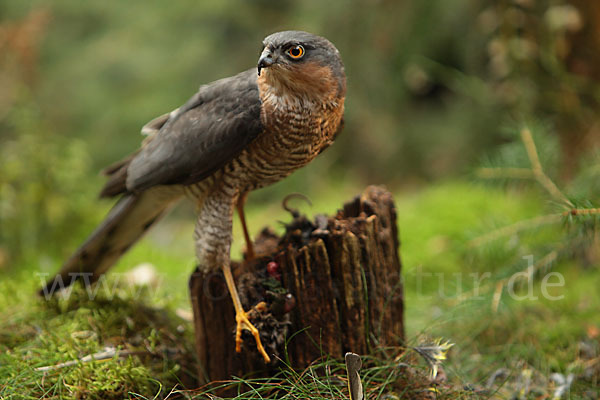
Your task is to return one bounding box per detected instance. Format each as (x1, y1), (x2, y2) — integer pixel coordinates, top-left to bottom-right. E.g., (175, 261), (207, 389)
(223, 93), (344, 191)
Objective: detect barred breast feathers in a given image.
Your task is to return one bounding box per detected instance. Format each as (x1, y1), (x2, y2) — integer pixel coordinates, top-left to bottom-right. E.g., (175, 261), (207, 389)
(257, 60), (345, 139)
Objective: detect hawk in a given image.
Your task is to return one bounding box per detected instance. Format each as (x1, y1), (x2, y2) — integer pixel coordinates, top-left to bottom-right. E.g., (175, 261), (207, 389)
(42, 31), (346, 364)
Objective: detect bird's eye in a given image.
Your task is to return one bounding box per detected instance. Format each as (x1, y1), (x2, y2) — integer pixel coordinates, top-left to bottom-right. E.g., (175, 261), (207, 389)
(287, 45), (305, 59)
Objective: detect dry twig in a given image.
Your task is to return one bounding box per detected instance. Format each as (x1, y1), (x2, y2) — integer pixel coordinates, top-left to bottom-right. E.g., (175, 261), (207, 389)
(35, 347), (136, 372)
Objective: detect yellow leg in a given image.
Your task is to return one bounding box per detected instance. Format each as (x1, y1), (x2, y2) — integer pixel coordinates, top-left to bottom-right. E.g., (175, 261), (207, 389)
(222, 263), (270, 363)
(237, 192), (255, 260)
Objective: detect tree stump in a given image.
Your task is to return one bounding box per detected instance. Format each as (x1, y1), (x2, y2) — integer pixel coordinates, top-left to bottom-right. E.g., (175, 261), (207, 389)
(189, 186), (404, 383)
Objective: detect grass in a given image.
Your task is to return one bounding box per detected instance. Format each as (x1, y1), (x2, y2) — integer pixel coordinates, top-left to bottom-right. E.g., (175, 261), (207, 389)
(0, 181), (599, 398)
(183, 349), (473, 400)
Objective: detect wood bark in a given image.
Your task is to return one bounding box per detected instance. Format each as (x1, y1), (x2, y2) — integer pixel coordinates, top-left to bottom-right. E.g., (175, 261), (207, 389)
(189, 185), (404, 383)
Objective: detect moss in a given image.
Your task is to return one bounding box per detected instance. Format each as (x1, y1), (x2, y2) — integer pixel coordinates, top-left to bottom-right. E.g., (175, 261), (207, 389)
(0, 274), (196, 399)
(0, 181), (598, 398)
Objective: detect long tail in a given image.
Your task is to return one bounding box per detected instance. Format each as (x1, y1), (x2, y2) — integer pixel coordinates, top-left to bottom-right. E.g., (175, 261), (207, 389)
(40, 188), (181, 296)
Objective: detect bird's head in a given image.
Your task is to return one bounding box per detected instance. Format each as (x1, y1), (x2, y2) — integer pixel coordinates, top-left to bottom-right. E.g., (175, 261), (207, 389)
(257, 31), (346, 101)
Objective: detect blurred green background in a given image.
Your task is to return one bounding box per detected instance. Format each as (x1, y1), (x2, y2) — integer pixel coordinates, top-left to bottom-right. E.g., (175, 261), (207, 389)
(1, 0), (600, 398)
(3, 0), (600, 263)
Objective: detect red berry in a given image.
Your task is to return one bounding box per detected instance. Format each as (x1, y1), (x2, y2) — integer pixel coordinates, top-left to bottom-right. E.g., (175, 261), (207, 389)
(267, 261), (281, 280)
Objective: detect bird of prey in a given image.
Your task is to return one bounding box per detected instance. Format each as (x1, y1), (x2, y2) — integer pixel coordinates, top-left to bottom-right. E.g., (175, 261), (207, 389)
(42, 31), (346, 364)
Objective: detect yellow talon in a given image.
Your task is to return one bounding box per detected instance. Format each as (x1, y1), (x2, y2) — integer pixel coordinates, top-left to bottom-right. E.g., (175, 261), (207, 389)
(234, 309), (271, 363)
(222, 263), (271, 363)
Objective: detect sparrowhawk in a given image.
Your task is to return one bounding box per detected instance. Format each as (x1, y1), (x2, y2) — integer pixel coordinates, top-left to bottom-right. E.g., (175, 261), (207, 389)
(42, 31), (346, 363)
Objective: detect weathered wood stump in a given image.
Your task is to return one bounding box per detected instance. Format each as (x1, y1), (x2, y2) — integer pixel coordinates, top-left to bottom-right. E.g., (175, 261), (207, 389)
(189, 186), (404, 383)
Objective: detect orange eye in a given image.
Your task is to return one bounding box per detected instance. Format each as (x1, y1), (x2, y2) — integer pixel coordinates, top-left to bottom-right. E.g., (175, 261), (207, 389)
(287, 45), (305, 59)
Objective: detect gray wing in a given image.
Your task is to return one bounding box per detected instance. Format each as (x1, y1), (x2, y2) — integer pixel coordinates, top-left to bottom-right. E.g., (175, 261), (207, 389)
(125, 69), (263, 192)
(140, 106), (183, 137)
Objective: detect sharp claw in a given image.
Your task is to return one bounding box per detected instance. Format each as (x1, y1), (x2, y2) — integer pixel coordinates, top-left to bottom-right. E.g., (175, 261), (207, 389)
(235, 320), (243, 353)
(235, 310), (271, 363)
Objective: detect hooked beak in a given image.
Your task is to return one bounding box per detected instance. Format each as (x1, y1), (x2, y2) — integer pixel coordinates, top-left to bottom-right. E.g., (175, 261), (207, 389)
(257, 49), (275, 76)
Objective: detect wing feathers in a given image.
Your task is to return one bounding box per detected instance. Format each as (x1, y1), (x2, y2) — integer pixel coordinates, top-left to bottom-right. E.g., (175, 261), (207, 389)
(126, 69), (263, 192)
(98, 69), (262, 198)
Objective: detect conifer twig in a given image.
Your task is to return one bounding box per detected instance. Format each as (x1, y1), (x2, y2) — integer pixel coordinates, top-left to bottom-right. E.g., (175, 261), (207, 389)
(563, 208), (600, 216)
(453, 247), (561, 305)
(477, 128), (573, 207)
(468, 213), (562, 247)
(520, 128), (573, 208)
(476, 167), (535, 180)
(464, 128), (598, 310)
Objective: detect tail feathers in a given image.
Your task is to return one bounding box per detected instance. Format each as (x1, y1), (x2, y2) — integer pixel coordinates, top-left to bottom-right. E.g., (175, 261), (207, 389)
(40, 188), (180, 297)
(99, 150), (140, 198)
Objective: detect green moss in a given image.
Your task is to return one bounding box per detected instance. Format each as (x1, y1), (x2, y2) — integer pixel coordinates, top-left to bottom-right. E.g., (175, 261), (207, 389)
(1, 181), (598, 398)
(0, 273), (195, 399)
